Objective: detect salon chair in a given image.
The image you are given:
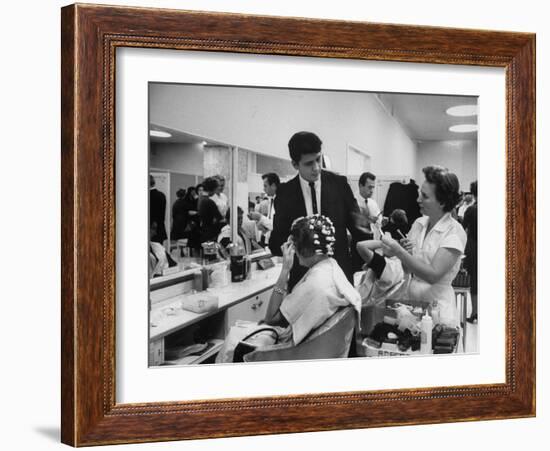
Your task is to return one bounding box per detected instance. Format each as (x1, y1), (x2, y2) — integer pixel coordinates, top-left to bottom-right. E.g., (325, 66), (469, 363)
(242, 306), (356, 362)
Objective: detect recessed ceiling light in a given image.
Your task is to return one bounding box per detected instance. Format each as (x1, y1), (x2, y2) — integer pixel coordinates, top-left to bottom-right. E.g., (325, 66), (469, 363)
(201, 141), (208, 145)
(446, 104), (477, 117)
(449, 124), (478, 133)
(150, 130), (172, 138)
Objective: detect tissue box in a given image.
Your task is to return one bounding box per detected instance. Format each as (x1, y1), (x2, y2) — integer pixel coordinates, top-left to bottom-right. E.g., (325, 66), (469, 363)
(180, 292), (219, 313)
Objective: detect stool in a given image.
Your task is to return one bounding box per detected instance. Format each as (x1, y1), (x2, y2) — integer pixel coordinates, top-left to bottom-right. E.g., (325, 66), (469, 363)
(454, 287), (469, 351)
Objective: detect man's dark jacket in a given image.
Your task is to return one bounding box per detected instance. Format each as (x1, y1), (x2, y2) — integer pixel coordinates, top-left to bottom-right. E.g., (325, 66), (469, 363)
(269, 170), (360, 289)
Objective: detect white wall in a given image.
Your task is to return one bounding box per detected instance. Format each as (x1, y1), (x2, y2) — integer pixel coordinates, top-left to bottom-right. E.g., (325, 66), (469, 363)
(416, 140), (478, 192)
(150, 84), (417, 178)
(150, 142), (204, 174)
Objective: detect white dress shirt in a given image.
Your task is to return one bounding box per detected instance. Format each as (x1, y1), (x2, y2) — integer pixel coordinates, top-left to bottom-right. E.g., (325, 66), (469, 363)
(257, 196), (276, 232)
(362, 197), (382, 238)
(211, 192), (229, 217)
(298, 175), (322, 216)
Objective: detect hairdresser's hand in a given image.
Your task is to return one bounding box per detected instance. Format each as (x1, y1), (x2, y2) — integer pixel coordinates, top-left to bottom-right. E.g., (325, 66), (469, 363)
(280, 239), (296, 273)
(399, 238), (414, 254)
(381, 233), (401, 258)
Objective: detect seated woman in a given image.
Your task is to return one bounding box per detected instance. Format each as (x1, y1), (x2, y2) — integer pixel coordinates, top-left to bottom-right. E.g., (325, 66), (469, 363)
(356, 238), (406, 304)
(382, 208), (410, 240)
(357, 166), (466, 327)
(216, 214), (361, 362)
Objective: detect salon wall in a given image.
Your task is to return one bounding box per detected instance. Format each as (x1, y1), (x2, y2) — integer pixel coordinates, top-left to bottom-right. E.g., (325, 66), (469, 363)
(415, 140), (478, 192)
(150, 142), (204, 174)
(149, 84), (417, 178)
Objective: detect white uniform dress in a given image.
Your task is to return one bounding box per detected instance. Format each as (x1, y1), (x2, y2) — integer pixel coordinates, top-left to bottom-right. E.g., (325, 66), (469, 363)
(406, 213), (466, 326)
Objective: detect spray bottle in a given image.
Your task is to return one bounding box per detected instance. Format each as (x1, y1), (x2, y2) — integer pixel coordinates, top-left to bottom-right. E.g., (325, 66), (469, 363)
(420, 311), (433, 354)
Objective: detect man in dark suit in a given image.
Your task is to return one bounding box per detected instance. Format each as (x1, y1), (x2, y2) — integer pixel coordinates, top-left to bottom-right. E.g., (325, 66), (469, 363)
(269, 131), (360, 290)
(149, 175), (167, 244)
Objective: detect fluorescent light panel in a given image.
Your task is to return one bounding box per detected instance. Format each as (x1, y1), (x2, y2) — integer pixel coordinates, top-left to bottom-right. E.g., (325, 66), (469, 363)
(449, 124), (478, 133)
(446, 104), (477, 117)
(149, 130), (172, 138)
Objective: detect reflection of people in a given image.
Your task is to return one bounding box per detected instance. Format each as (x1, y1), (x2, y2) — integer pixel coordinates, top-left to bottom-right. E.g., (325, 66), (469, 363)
(211, 175), (229, 218)
(248, 172), (280, 246)
(196, 183), (205, 198)
(458, 193), (474, 222)
(171, 188), (188, 240)
(179, 187), (201, 248)
(269, 131), (360, 290)
(379, 165), (466, 326)
(149, 175), (167, 244)
(149, 220), (176, 278)
(198, 177), (223, 243)
(216, 214), (361, 362)
(218, 207), (262, 255)
(463, 181), (478, 323)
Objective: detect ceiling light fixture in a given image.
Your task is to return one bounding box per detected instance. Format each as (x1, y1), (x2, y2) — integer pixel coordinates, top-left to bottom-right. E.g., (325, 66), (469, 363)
(149, 130), (172, 138)
(446, 104), (477, 117)
(449, 124), (478, 133)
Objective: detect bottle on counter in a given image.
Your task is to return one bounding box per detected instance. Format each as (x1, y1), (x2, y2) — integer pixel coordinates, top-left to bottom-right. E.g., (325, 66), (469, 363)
(201, 241), (218, 263)
(430, 300), (441, 325)
(420, 312), (433, 354)
(200, 266), (210, 290)
(228, 243), (247, 282)
(193, 270), (203, 292)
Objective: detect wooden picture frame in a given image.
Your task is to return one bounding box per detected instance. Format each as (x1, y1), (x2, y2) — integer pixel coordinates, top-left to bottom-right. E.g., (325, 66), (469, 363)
(61, 3), (535, 446)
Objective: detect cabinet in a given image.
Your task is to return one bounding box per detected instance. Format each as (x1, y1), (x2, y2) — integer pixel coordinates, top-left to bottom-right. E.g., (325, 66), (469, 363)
(149, 264), (281, 366)
(226, 290), (270, 331)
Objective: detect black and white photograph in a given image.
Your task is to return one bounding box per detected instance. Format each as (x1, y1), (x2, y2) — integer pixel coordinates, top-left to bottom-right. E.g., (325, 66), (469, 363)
(147, 83), (479, 366)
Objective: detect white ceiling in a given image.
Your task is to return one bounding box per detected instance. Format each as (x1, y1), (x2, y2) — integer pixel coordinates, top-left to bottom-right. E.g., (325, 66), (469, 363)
(149, 125), (214, 145)
(150, 92), (478, 146)
(377, 93), (478, 142)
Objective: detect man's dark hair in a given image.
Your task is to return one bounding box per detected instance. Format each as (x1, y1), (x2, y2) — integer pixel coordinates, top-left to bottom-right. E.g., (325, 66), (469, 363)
(262, 172), (280, 188)
(422, 165), (462, 212)
(288, 131), (322, 163)
(202, 177), (219, 194)
(358, 172), (376, 186)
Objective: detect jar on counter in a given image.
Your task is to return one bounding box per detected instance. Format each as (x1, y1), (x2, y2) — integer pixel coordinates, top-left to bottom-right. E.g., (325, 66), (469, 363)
(430, 300), (441, 325)
(201, 241), (218, 263)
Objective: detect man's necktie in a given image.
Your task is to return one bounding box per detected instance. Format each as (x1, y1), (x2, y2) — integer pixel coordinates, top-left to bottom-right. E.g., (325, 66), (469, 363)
(309, 182), (318, 214)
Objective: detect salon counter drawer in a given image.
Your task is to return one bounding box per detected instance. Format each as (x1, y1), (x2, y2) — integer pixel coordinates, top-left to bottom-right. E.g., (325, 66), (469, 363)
(226, 289), (271, 329)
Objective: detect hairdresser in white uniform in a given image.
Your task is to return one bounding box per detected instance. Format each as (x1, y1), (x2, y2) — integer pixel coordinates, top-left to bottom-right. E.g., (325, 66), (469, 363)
(380, 166), (467, 327)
